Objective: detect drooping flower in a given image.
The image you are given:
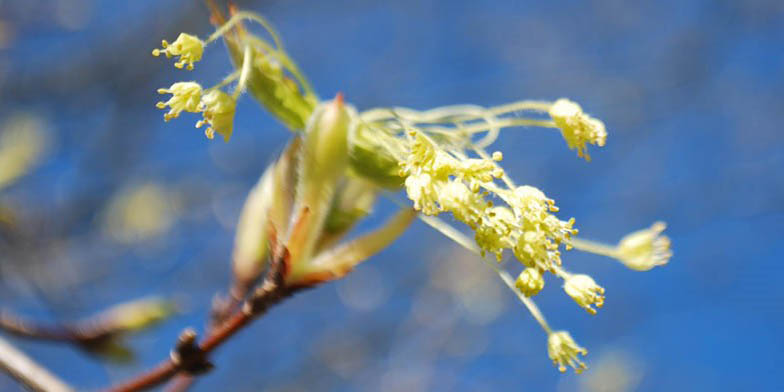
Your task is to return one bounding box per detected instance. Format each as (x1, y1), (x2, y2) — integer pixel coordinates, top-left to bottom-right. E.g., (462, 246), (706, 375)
(152, 33), (205, 70)
(547, 331), (588, 373)
(616, 221), (672, 271)
(196, 90), (237, 141)
(549, 98), (607, 161)
(563, 274), (605, 315)
(156, 82), (203, 121)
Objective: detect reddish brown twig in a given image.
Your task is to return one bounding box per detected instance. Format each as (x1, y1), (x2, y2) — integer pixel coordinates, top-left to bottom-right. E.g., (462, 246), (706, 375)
(1, 308), (123, 349)
(104, 245), (303, 392)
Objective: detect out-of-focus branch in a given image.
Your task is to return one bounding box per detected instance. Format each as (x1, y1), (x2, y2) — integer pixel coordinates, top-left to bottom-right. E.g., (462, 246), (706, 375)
(0, 297), (175, 354)
(0, 335), (74, 392)
(0, 309), (112, 346)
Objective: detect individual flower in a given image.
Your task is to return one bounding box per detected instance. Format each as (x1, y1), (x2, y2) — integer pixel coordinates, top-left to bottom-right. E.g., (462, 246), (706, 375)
(196, 90), (237, 141)
(515, 268), (545, 297)
(437, 180), (490, 229)
(549, 98), (607, 161)
(156, 82), (203, 121)
(616, 221), (672, 271)
(563, 274), (605, 315)
(547, 331), (588, 373)
(474, 206), (516, 260)
(152, 33), (205, 70)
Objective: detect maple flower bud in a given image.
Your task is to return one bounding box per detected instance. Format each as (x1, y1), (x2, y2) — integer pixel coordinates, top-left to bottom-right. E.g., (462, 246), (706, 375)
(287, 95), (356, 271)
(515, 268), (545, 297)
(152, 33), (205, 70)
(156, 82), (203, 121)
(101, 297), (176, 332)
(232, 167), (275, 290)
(616, 221), (672, 271)
(547, 330), (588, 373)
(563, 274), (605, 315)
(549, 98), (607, 161)
(297, 94), (355, 210)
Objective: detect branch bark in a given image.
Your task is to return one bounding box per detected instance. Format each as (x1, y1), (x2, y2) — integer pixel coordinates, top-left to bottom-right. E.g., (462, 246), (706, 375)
(104, 246), (303, 392)
(0, 335), (74, 392)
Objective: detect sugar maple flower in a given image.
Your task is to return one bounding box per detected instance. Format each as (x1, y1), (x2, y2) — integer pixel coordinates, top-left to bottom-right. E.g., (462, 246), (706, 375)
(197, 90), (237, 141)
(549, 98), (607, 161)
(515, 268), (545, 297)
(548, 331), (588, 373)
(616, 221), (672, 271)
(156, 82), (203, 121)
(563, 274), (605, 315)
(152, 33), (205, 70)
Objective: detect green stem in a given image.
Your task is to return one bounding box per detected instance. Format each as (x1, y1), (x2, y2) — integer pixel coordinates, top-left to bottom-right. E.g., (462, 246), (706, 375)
(568, 237), (619, 259)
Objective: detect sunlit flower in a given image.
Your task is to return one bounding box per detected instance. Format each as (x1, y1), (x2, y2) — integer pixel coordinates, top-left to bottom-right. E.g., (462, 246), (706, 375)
(196, 90), (237, 141)
(549, 98), (607, 161)
(152, 33), (205, 70)
(563, 274), (605, 315)
(616, 221), (672, 271)
(474, 206), (516, 260)
(547, 331), (588, 373)
(156, 82), (203, 121)
(515, 268), (544, 297)
(509, 186), (576, 272)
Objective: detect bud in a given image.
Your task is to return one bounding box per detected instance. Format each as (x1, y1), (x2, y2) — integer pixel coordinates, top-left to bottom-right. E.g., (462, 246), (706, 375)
(101, 297), (176, 332)
(232, 167), (275, 289)
(515, 268), (545, 297)
(233, 140), (300, 291)
(347, 122), (404, 189)
(616, 221), (672, 271)
(232, 140), (300, 291)
(287, 95), (356, 271)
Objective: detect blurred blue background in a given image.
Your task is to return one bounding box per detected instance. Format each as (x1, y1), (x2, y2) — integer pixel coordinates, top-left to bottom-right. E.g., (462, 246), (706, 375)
(0, 0), (782, 391)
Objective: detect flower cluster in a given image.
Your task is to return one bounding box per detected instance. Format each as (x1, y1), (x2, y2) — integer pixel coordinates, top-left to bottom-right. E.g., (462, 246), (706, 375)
(150, 9), (672, 376)
(399, 131), (576, 275)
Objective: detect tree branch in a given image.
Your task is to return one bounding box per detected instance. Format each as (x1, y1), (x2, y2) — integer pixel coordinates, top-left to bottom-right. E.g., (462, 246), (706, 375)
(0, 335), (74, 392)
(104, 245), (304, 392)
(0, 309), (114, 347)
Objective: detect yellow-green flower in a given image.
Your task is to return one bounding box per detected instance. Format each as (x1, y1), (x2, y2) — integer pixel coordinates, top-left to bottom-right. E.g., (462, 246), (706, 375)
(616, 221), (672, 271)
(156, 82), (203, 121)
(547, 331), (588, 373)
(197, 90), (237, 141)
(563, 274), (605, 315)
(549, 98), (607, 161)
(152, 33), (205, 70)
(509, 186), (576, 272)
